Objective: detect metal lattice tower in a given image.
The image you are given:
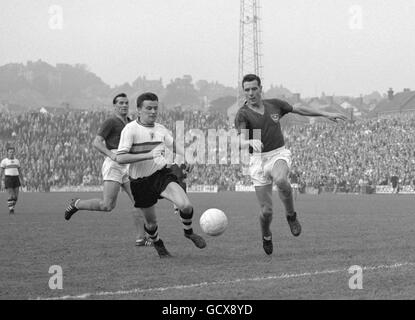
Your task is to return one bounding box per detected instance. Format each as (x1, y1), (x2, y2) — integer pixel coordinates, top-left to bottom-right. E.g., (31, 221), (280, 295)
(238, 0), (263, 102)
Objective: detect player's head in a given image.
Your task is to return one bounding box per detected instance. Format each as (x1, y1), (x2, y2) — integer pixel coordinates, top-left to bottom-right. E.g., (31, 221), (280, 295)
(136, 92), (159, 125)
(6, 146), (15, 158)
(112, 93), (129, 116)
(242, 74), (262, 106)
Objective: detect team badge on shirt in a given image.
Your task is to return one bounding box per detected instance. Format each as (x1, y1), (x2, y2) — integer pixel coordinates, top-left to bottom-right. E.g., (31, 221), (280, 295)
(270, 113), (280, 123)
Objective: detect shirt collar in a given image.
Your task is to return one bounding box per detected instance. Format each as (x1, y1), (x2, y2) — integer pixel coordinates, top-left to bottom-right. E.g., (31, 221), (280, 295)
(136, 118), (155, 127)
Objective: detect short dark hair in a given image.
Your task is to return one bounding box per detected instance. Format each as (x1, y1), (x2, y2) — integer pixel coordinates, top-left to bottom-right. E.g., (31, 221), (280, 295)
(242, 74), (261, 88)
(136, 92), (158, 108)
(113, 93), (128, 105)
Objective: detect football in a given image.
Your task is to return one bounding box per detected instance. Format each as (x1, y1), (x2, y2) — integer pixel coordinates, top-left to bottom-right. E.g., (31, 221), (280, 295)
(199, 208), (228, 236)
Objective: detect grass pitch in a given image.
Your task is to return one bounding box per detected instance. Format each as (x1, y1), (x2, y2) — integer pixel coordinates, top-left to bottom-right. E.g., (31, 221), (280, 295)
(0, 192), (414, 300)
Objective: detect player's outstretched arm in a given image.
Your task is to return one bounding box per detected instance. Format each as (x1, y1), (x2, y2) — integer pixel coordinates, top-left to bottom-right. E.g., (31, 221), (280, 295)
(292, 105), (348, 122)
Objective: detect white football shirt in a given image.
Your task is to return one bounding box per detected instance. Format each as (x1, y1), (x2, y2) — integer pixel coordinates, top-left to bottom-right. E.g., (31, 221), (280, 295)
(117, 120), (174, 179)
(0, 158), (20, 176)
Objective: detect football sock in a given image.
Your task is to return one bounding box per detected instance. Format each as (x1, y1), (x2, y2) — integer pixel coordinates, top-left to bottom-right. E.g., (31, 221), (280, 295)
(180, 208), (193, 235)
(7, 198), (14, 210)
(144, 224), (160, 243)
(277, 184), (295, 217)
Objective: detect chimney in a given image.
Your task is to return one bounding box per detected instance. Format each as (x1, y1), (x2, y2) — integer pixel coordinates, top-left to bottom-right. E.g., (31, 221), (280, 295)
(403, 88), (411, 92)
(388, 88), (394, 100)
(293, 93), (301, 103)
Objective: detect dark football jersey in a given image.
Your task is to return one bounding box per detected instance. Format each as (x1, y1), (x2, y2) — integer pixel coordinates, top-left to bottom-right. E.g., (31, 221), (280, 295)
(97, 116), (131, 150)
(234, 99), (293, 153)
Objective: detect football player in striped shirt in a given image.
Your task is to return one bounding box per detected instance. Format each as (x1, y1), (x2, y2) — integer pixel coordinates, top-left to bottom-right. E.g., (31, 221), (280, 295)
(116, 92), (206, 258)
(1, 146), (23, 214)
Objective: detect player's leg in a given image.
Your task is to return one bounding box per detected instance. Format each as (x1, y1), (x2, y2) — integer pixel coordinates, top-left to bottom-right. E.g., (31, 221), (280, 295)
(120, 181), (152, 246)
(173, 181), (186, 215)
(291, 184), (297, 201)
(65, 181), (120, 220)
(271, 160), (301, 237)
(254, 184), (274, 255)
(169, 164), (186, 215)
(6, 188), (15, 214)
(140, 206), (171, 258)
(11, 187), (19, 212)
(78, 181), (120, 211)
(161, 182), (206, 249)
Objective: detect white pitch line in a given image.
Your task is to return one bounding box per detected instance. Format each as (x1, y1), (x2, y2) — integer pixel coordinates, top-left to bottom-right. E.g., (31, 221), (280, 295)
(36, 262), (415, 300)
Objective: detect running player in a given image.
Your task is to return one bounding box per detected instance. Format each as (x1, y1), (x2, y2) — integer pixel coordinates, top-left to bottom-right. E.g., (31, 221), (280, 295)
(1, 146), (23, 214)
(235, 74), (347, 255)
(64, 93), (151, 246)
(116, 92), (206, 258)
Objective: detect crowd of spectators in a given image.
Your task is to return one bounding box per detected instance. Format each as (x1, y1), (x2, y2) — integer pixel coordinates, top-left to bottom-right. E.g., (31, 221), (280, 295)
(1, 108), (414, 193)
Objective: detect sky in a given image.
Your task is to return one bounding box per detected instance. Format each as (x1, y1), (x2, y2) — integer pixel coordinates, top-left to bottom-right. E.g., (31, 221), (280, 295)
(1, 0), (414, 97)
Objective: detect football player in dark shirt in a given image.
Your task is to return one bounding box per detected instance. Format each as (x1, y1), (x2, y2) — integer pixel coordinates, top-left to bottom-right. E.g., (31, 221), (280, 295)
(235, 74), (347, 255)
(64, 93), (151, 246)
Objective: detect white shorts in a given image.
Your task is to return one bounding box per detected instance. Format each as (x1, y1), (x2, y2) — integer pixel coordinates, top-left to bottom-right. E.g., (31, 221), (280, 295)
(102, 152), (129, 185)
(249, 146), (292, 187)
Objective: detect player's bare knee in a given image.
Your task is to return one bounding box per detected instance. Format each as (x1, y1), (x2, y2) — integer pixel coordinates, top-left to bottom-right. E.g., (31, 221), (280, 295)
(176, 199), (192, 213)
(275, 177), (290, 190)
(145, 221), (158, 232)
(261, 210), (273, 220)
(260, 205), (273, 218)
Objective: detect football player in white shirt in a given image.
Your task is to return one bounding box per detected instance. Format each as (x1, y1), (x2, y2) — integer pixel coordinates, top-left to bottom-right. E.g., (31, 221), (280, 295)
(1, 146), (23, 214)
(116, 92), (206, 258)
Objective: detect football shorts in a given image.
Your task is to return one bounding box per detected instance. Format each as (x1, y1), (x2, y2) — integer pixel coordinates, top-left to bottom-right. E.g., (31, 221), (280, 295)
(102, 151), (129, 185)
(129, 166), (179, 208)
(249, 146), (292, 187)
(4, 175), (21, 189)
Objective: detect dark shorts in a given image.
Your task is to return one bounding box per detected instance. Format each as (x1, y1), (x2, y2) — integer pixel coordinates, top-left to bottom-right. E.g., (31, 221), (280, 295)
(5, 176), (20, 189)
(169, 164), (187, 191)
(130, 167), (179, 208)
